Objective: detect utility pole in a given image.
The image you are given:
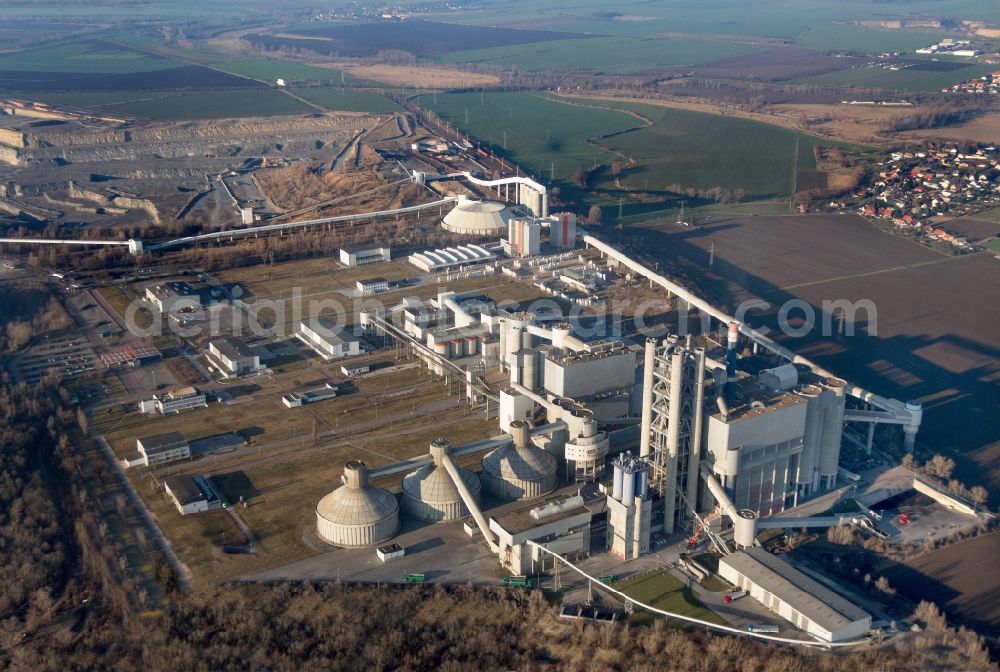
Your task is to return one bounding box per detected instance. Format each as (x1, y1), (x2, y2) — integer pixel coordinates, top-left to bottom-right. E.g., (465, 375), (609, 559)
(709, 242), (715, 267)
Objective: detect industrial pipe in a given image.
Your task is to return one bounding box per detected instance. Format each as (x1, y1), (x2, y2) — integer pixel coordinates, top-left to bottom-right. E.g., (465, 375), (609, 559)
(439, 449), (499, 553)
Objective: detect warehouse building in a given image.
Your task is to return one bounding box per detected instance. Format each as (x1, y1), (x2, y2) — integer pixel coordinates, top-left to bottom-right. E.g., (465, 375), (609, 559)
(339, 243), (390, 267)
(208, 336), (262, 378)
(101, 345), (161, 369)
(408, 244), (495, 273)
(297, 317), (361, 360)
(719, 548), (871, 643)
(164, 474), (222, 515)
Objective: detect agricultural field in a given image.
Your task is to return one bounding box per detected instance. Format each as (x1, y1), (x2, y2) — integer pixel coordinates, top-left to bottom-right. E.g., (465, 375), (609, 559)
(247, 20), (587, 59)
(425, 92), (868, 207)
(208, 59), (345, 83)
(290, 86), (402, 114)
(791, 60), (991, 93)
(437, 36), (769, 74)
(794, 24), (948, 54)
(682, 47), (864, 82)
(85, 89), (314, 120)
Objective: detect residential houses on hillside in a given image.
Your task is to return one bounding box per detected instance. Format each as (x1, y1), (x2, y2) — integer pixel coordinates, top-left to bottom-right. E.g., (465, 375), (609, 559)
(852, 145), (1000, 250)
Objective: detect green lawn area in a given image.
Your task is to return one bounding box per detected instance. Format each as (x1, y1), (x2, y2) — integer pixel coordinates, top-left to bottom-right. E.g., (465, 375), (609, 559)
(983, 238), (1000, 253)
(290, 86), (402, 114)
(93, 89), (313, 120)
(438, 35), (768, 74)
(617, 569), (726, 627)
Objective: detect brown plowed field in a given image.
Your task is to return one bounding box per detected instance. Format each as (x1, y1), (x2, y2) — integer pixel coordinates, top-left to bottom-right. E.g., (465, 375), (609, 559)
(884, 531), (1000, 633)
(632, 214), (1000, 494)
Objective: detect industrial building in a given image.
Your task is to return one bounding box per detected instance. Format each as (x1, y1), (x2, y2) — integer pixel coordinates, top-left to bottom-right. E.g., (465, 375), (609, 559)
(408, 244), (495, 273)
(297, 317), (361, 360)
(100, 345), (161, 369)
(440, 197), (512, 235)
(503, 218), (541, 258)
(339, 243), (390, 267)
(207, 336), (262, 378)
(606, 453), (652, 560)
(719, 548), (871, 643)
(144, 281), (200, 313)
(355, 277), (388, 295)
(125, 431), (190, 468)
(481, 421), (558, 501)
(316, 461), (400, 547)
(282, 383), (337, 408)
(139, 386), (208, 415)
(491, 494), (593, 575)
(164, 474), (222, 515)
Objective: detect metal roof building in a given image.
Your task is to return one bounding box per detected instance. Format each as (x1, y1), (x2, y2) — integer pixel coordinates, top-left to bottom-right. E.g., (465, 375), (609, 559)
(408, 244), (495, 273)
(719, 547), (871, 643)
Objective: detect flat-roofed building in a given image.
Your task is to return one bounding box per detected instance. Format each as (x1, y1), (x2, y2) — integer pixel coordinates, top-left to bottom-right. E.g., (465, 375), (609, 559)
(141, 386), (208, 415)
(144, 281), (201, 313)
(490, 494), (592, 575)
(101, 345), (161, 369)
(297, 317), (361, 360)
(134, 431), (190, 467)
(719, 547), (871, 643)
(356, 277), (389, 295)
(208, 336), (262, 378)
(339, 243), (390, 267)
(341, 363), (370, 377)
(164, 474), (222, 515)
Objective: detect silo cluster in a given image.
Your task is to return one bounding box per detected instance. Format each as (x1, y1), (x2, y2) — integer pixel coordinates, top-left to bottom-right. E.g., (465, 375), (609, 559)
(315, 460), (399, 547)
(610, 452), (649, 504)
(794, 377), (848, 496)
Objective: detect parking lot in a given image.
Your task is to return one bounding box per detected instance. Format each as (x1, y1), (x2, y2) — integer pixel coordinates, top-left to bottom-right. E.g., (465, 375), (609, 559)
(7, 331), (100, 384)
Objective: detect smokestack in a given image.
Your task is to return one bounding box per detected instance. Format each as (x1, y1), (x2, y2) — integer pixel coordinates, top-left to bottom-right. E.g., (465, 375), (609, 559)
(726, 322), (739, 383)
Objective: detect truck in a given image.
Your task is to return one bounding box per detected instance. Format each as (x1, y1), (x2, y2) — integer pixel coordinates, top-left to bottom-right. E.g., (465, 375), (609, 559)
(402, 573), (426, 583)
(746, 624), (780, 634)
(598, 575), (620, 585)
(503, 575), (533, 587)
(723, 591), (747, 604)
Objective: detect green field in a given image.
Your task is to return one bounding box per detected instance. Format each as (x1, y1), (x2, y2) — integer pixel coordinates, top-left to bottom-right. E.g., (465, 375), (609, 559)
(795, 24), (946, 54)
(0, 41), (182, 73)
(425, 92), (867, 208)
(617, 569), (725, 627)
(91, 89), (313, 120)
(792, 62), (990, 92)
(209, 59), (346, 83)
(984, 238), (1000, 253)
(290, 86), (402, 114)
(438, 36), (768, 74)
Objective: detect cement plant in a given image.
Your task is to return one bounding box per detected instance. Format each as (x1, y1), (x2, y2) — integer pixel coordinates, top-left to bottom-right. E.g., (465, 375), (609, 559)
(1, 3), (998, 670)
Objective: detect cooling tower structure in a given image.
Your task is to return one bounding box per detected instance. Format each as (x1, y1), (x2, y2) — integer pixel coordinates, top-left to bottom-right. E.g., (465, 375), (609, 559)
(402, 439), (482, 522)
(315, 460), (399, 547)
(481, 420), (558, 500)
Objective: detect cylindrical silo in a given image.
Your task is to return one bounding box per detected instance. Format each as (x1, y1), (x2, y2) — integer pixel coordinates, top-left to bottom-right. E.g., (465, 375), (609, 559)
(316, 460), (399, 547)
(612, 461), (624, 501)
(402, 439), (481, 522)
(818, 378), (847, 489)
(621, 461), (636, 503)
(796, 384), (824, 494)
(521, 348), (537, 391)
(481, 420), (558, 500)
(733, 509), (759, 548)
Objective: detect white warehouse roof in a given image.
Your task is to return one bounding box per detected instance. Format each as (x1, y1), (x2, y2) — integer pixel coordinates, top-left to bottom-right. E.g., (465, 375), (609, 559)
(409, 244), (495, 273)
